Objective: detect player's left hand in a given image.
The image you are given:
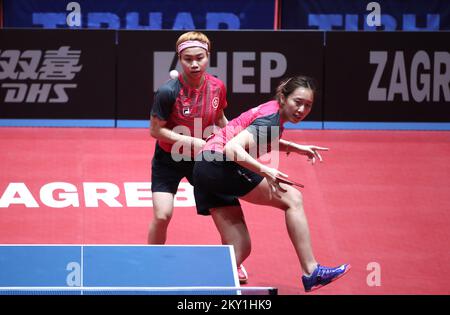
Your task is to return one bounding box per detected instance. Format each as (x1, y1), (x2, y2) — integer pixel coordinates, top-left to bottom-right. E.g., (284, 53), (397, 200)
(289, 144), (329, 165)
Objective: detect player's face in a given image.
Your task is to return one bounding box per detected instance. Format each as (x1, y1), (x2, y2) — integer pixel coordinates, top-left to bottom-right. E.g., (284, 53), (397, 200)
(179, 47), (209, 81)
(280, 87), (314, 123)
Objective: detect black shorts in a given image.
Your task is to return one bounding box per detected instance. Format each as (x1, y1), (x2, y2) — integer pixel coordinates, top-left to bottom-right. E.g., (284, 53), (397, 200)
(151, 142), (195, 194)
(193, 151), (264, 216)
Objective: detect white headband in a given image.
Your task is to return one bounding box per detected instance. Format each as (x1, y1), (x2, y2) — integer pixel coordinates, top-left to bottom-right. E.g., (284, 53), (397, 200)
(177, 40), (209, 54)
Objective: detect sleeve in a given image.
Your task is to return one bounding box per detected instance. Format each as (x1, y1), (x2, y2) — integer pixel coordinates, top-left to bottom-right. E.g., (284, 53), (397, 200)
(219, 82), (228, 110)
(245, 114), (281, 145)
(245, 124), (259, 143)
(228, 106), (257, 130)
(151, 84), (176, 121)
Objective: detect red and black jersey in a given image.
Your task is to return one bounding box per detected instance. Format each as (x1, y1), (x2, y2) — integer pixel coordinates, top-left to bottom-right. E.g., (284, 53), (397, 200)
(151, 73), (227, 153)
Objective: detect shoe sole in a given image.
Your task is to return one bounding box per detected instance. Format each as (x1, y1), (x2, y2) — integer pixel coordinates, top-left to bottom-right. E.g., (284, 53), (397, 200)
(305, 264), (352, 293)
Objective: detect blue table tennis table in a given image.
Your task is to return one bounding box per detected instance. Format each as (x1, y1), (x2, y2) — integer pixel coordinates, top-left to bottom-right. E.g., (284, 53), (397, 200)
(0, 245), (276, 295)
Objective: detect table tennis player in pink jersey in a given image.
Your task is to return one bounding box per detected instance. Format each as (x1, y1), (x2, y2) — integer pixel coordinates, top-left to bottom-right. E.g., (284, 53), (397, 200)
(193, 76), (351, 292)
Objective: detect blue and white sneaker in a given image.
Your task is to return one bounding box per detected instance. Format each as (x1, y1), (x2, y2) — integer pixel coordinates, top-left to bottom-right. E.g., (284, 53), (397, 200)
(302, 264), (351, 292)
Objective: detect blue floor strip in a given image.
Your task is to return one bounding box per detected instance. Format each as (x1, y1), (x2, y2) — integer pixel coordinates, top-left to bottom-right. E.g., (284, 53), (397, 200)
(116, 120), (149, 128)
(1, 119), (448, 131)
(0, 119), (115, 127)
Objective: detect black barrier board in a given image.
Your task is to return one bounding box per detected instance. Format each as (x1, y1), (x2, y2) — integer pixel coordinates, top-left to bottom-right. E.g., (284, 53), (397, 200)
(0, 29), (116, 121)
(324, 31), (450, 123)
(117, 30), (324, 124)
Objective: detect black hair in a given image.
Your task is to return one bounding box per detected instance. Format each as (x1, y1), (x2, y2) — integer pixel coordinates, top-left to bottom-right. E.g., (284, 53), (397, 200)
(275, 75), (317, 104)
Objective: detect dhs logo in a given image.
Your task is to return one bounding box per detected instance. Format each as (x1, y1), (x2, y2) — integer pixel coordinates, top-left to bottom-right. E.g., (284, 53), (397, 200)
(0, 46), (82, 103)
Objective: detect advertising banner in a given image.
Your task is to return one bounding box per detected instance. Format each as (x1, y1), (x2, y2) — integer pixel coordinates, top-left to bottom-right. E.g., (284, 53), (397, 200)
(117, 30), (324, 127)
(324, 31), (450, 126)
(0, 29), (116, 125)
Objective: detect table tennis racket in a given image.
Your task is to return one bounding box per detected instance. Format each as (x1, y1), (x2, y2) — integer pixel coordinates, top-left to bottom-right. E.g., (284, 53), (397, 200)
(275, 176), (304, 188)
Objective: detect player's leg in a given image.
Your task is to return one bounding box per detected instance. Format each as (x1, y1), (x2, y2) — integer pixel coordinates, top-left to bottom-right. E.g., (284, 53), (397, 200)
(211, 206), (251, 283)
(210, 205), (251, 283)
(242, 179), (350, 291)
(241, 179), (318, 275)
(192, 158), (253, 283)
(149, 144), (185, 244)
(148, 192), (175, 244)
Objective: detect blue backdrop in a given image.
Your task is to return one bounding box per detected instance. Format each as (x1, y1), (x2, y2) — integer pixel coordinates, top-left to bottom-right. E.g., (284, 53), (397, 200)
(281, 0), (450, 31)
(3, 0), (274, 29)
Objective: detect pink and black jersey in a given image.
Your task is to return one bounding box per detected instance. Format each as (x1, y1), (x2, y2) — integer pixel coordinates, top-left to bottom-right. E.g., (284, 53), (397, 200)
(151, 72), (227, 153)
(203, 100), (286, 157)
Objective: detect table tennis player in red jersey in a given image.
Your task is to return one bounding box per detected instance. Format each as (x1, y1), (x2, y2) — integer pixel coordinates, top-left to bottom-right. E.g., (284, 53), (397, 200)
(193, 76), (351, 292)
(148, 31), (251, 283)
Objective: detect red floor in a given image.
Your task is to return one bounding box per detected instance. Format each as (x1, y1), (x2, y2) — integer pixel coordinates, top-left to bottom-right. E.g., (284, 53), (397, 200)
(1, 127), (450, 294)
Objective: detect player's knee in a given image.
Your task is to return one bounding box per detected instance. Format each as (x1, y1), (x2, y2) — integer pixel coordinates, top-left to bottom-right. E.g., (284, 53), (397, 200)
(153, 211), (173, 223)
(286, 190), (303, 210)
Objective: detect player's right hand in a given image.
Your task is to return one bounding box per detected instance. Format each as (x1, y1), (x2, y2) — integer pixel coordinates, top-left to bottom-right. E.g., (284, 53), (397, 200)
(261, 166), (288, 199)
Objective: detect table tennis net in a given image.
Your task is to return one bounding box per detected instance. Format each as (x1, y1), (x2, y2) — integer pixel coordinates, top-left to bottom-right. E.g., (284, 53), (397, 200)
(0, 286), (278, 295)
